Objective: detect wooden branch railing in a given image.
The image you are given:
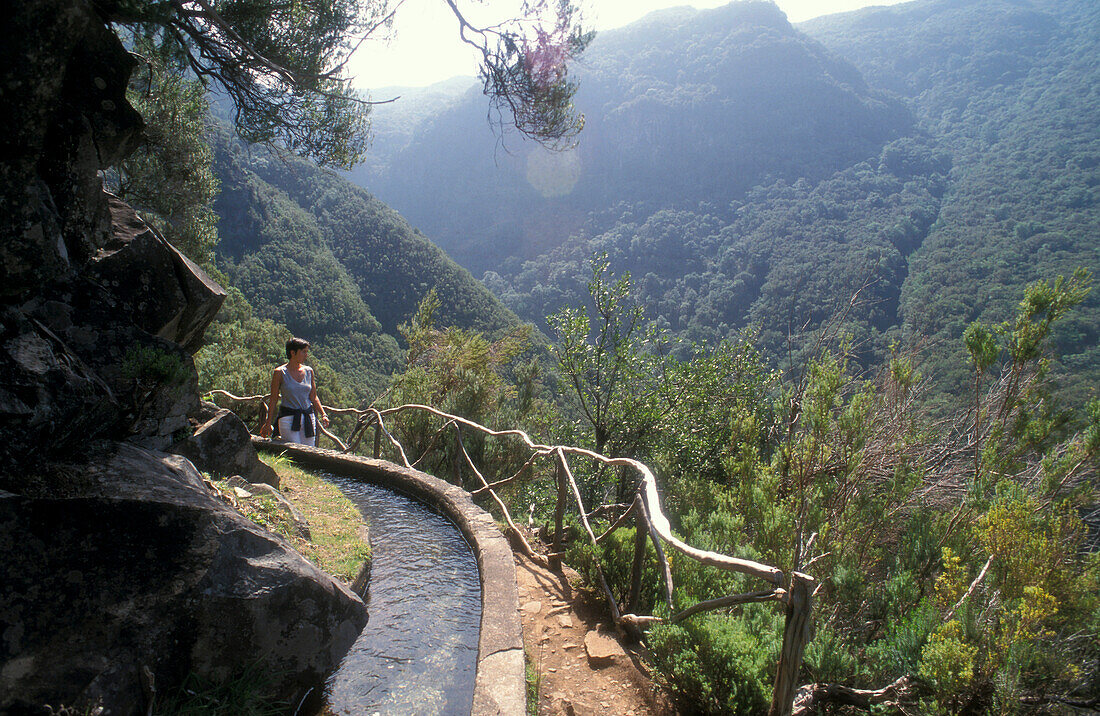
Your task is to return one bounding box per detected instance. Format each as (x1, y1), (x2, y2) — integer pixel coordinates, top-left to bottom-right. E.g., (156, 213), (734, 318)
(208, 390), (816, 716)
(207, 389), (352, 451)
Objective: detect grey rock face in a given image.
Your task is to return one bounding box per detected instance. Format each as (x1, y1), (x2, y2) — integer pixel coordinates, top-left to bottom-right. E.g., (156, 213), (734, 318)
(173, 408), (280, 487)
(0, 0), (205, 461)
(0, 444), (367, 713)
(15, 278), (203, 454)
(0, 305), (122, 461)
(0, 0), (142, 298)
(88, 196), (226, 354)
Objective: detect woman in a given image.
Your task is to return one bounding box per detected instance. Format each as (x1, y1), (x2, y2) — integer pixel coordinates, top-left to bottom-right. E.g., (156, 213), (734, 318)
(259, 337), (330, 445)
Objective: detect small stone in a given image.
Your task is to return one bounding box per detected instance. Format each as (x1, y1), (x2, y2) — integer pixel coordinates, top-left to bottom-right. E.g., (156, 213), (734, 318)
(548, 694), (586, 716)
(562, 642), (577, 650)
(584, 630), (624, 668)
(232, 486), (252, 498)
(522, 600), (543, 614)
(557, 614), (573, 628)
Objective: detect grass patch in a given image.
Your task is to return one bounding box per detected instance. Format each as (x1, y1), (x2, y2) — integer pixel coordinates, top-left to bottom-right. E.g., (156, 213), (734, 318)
(526, 645), (543, 715)
(215, 453), (370, 584)
(155, 662), (290, 715)
(214, 482), (295, 539)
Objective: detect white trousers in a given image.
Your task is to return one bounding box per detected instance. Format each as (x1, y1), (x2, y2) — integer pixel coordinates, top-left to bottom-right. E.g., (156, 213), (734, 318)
(277, 414), (317, 446)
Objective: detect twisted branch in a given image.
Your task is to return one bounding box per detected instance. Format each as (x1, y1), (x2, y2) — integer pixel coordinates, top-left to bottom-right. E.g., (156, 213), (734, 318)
(455, 425), (545, 564)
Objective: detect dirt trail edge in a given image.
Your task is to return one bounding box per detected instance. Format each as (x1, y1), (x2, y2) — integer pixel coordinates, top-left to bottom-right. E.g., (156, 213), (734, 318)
(514, 552), (678, 716)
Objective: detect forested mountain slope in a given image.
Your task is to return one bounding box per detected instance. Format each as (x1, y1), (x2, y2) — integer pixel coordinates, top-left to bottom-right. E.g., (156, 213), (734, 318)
(802, 0), (1100, 397)
(349, 0), (1098, 403)
(492, 136), (948, 369)
(210, 124), (524, 395)
(347, 1), (911, 275)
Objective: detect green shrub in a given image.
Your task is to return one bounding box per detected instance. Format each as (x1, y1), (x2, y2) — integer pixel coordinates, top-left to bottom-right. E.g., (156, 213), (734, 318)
(647, 614), (770, 715)
(564, 525), (662, 614)
(864, 599), (939, 678)
(803, 621), (857, 684)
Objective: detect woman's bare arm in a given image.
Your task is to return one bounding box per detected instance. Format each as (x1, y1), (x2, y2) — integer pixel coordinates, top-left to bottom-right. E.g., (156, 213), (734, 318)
(310, 369), (330, 427)
(259, 368), (282, 437)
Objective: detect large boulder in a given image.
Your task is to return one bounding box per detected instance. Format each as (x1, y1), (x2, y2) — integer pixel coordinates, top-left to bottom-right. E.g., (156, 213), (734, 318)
(173, 408), (280, 487)
(0, 443), (367, 714)
(87, 196), (226, 354)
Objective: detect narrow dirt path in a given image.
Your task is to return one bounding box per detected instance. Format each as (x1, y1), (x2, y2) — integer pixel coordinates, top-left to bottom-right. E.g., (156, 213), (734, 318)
(514, 552), (678, 716)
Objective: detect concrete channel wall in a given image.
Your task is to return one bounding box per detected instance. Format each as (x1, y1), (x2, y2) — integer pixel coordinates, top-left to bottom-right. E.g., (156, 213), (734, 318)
(252, 439), (525, 716)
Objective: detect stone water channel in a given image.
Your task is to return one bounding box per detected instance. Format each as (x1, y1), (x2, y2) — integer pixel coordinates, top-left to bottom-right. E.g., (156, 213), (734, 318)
(254, 441), (526, 715)
(317, 471), (482, 715)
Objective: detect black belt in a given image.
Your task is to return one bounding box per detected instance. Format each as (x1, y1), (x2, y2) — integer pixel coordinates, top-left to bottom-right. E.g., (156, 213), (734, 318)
(278, 405), (315, 438)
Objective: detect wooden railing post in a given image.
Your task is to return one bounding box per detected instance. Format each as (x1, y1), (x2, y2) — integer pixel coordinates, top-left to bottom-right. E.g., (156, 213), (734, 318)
(550, 451), (568, 571)
(769, 571), (816, 716)
(373, 421), (381, 459)
(452, 426), (463, 487)
(628, 499), (647, 613)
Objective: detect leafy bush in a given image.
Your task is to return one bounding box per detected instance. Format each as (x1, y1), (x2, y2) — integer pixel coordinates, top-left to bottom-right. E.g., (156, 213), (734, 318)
(919, 621), (978, 705)
(564, 525), (662, 614)
(648, 615), (771, 716)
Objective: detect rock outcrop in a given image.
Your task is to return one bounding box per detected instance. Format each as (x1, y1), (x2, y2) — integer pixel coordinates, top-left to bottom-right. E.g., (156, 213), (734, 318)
(0, 444), (366, 713)
(0, 1), (366, 712)
(173, 408), (280, 487)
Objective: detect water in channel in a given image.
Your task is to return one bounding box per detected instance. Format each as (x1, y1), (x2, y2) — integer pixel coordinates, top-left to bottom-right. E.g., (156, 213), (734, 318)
(320, 472), (482, 715)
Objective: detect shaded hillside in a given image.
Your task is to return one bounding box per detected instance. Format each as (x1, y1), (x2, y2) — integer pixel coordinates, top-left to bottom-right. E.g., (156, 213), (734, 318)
(348, 1), (911, 274)
(211, 124), (524, 395)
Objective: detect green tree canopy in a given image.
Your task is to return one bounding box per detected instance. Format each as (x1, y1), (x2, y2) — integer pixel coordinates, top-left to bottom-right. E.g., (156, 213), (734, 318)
(111, 33), (220, 267)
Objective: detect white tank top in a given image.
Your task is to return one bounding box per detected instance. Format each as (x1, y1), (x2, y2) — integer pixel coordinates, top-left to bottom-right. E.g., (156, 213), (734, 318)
(279, 365), (313, 411)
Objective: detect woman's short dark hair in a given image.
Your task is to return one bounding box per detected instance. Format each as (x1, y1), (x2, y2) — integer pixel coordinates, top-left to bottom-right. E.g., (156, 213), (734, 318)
(286, 337), (310, 359)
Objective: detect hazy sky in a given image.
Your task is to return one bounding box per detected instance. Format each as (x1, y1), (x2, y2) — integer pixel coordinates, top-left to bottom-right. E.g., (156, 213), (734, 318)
(347, 0), (907, 90)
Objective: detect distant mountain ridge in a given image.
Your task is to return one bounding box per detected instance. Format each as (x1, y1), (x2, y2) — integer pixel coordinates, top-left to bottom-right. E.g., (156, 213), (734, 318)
(347, 1), (912, 275)
(344, 0), (1098, 404)
(352, 76), (476, 177)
